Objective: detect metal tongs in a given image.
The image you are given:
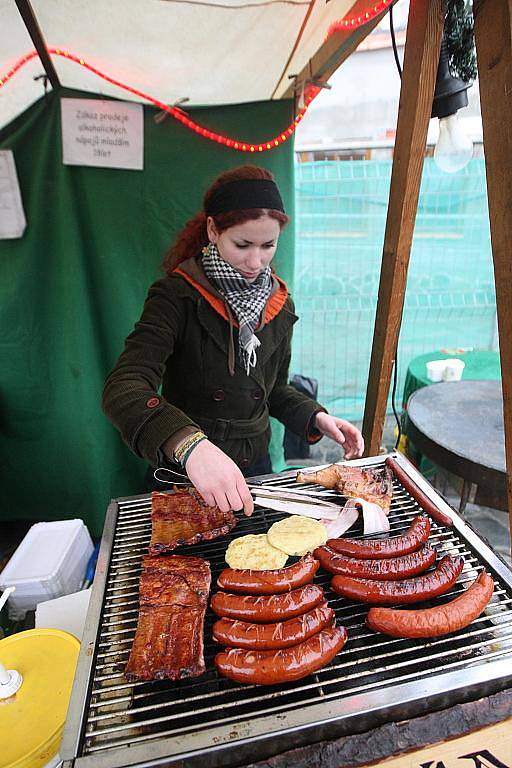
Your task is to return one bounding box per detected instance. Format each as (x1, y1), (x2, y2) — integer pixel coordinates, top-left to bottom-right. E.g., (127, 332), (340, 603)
(153, 466), (341, 518)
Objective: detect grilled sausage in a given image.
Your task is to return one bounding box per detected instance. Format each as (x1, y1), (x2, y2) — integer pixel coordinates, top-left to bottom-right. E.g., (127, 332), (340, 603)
(326, 515), (430, 560)
(330, 555), (464, 605)
(385, 457), (453, 528)
(314, 545), (436, 580)
(217, 554), (320, 595)
(215, 625), (347, 685)
(212, 602), (334, 650)
(366, 571), (494, 638)
(210, 583), (325, 622)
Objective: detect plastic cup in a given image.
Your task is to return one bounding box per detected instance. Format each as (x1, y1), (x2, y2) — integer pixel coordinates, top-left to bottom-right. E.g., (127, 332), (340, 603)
(426, 360), (446, 382)
(442, 359), (465, 381)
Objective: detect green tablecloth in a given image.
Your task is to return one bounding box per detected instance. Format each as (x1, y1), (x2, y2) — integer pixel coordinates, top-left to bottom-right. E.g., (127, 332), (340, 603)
(402, 350), (501, 409)
(401, 350), (501, 480)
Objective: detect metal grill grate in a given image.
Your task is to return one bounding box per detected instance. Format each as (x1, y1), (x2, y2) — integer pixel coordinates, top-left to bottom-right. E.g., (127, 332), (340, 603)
(61, 455), (512, 768)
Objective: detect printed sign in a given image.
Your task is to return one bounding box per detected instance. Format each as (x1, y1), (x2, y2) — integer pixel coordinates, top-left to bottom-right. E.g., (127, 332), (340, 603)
(0, 150), (26, 239)
(361, 717), (512, 768)
(61, 98), (143, 170)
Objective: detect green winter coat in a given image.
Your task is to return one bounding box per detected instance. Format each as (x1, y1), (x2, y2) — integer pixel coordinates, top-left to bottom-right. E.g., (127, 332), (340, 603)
(102, 257), (324, 469)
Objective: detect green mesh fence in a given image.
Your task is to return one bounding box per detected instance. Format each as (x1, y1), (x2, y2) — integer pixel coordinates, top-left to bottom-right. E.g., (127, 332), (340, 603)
(292, 158), (497, 421)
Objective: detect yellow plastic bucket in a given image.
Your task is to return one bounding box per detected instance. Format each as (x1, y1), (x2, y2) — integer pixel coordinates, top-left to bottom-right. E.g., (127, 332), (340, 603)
(0, 628), (80, 768)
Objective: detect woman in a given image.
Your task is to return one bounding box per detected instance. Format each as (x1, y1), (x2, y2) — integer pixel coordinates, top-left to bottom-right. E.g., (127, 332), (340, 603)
(102, 166), (364, 516)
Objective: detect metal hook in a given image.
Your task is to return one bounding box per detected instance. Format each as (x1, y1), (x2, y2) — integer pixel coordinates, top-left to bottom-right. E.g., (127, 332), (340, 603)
(153, 467), (191, 486)
(33, 73), (50, 96)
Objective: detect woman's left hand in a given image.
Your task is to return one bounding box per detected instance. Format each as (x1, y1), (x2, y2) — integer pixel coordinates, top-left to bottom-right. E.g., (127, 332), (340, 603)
(314, 412), (364, 459)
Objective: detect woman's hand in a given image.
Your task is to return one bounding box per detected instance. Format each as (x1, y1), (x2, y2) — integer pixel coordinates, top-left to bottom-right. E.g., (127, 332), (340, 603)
(314, 412), (364, 459)
(185, 440), (254, 516)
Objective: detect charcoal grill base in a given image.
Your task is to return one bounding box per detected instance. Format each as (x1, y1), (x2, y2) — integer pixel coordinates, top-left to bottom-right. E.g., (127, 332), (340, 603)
(241, 688), (512, 768)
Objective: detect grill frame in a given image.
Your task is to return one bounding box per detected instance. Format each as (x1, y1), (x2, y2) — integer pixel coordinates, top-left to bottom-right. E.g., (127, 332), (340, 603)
(61, 452), (512, 768)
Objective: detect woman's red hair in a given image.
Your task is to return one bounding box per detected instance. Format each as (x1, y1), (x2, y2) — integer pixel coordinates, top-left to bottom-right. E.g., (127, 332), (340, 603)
(162, 165), (289, 274)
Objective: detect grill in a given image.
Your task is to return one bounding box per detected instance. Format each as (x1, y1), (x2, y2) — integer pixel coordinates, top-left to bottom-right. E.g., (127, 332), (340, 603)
(61, 453), (512, 768)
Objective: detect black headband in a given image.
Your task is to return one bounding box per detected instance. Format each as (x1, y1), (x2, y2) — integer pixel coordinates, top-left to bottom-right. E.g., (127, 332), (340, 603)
(205, 178), (285, 217)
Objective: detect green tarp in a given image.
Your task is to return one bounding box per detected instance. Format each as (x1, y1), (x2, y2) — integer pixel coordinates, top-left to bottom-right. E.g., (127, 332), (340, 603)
(0, 89), (295, 536)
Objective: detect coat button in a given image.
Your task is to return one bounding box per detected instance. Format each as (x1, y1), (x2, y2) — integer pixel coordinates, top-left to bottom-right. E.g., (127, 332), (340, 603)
(239, 458), (250, 469)
(146, 397), (160, 408)
(212, 389), (225, 402)
(251, 389), (263, 401)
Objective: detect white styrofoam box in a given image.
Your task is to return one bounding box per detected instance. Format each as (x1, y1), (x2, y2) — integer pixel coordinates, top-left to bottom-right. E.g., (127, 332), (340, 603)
(0, 519), (94, 618)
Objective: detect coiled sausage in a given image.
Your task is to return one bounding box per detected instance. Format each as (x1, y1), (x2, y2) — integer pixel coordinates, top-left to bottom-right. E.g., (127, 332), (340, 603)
(217, 554), (319, 595)
(330, 555), (464, 604)
(366, 571), (494, 637)
(314, 545), (436, 580)
(210, 583), (325, 622)
(212, 602), (334, 649)
(215, 625), (348, 685)
(385, 457), (453, 528)
(326, 515), (430, 559)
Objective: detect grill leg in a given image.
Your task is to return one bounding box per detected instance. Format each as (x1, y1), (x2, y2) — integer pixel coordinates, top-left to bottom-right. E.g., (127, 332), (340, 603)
(459, 480), (475, 515)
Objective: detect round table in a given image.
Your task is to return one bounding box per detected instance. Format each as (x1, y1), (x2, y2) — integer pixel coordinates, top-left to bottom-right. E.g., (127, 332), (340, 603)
(405, 380), (506, 513)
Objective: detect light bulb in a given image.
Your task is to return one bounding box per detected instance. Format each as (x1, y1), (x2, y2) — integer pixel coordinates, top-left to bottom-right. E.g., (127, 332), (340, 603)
(434, 113), (473, 173)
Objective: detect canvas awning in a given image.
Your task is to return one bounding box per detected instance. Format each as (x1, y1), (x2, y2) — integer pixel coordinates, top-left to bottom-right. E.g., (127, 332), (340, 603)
(1, 0), (387, 130)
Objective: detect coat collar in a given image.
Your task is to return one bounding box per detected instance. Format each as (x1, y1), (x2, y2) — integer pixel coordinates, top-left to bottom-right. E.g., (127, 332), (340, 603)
(174, 257), (296, 383)
(174, 257), (289, 326)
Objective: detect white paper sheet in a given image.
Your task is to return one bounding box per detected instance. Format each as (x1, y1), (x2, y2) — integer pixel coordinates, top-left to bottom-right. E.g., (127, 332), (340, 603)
(0, 150), (26, 239)
(61, 98), (143, 170)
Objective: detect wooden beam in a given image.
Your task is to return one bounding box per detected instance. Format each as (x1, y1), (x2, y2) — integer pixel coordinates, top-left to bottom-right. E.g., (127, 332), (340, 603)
(15, 0), (60, 90)
(272, 0), (317, 100)
(361, 0), (444, 456)
(473, 0), (512, 550)
(280, 0), (394, 100)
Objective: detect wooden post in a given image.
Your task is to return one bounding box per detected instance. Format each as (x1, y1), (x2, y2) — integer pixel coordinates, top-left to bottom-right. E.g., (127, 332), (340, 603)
(362, 0), (444, 456)
(473, 0), (512, 548)
(15, 0), (60, 89)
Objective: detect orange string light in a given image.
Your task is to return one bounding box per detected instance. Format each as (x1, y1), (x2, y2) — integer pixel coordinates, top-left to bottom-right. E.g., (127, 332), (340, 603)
(0, 48), (320, 152)
(327, 0), (392, 39)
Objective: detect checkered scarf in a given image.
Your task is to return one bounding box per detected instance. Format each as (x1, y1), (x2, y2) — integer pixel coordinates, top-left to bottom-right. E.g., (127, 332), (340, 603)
(202, 242), (272, 375)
